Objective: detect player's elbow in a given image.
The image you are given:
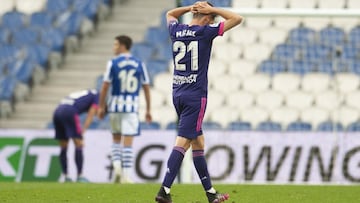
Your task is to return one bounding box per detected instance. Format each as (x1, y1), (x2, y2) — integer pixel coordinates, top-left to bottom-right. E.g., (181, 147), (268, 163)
(234, 15), (243, 25)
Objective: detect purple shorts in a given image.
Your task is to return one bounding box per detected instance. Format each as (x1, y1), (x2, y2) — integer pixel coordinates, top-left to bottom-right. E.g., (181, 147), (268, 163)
(173, 95), (207, 139)
(53, 105), (82, 140)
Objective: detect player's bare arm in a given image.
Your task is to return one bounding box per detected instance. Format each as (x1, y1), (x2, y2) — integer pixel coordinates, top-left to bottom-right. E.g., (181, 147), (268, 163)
(142, 84), (152, 123)
(98, 82), (109, 119)
(82, 106), (97, 134)
(166, 5), (195, 22)
(196, 1), (243, 32)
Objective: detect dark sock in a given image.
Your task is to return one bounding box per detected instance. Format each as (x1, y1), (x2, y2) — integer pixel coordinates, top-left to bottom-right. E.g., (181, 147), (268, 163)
(75, 147), (83, 176)
(193, 150), (212, 191)
(162, 146), (185, 188)
(60, 147), (68, 175)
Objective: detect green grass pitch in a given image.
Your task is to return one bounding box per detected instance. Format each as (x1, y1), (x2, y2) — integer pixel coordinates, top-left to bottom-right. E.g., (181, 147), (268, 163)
(0, 183), (359, 203)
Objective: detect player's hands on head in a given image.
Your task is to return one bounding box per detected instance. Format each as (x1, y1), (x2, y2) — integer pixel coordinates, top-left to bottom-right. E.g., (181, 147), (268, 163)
(193, 1), (213, 14)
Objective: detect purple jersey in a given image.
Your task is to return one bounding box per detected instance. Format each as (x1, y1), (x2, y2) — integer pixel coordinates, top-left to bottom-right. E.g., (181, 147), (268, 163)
(168, 20), (224, 97)
(59, 89), (99, 114)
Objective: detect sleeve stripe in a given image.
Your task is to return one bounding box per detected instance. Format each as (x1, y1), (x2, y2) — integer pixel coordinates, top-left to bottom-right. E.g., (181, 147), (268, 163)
(103, 60), (113, 82)
(142, 62), (151, 84)
(218, 22), (225, 36)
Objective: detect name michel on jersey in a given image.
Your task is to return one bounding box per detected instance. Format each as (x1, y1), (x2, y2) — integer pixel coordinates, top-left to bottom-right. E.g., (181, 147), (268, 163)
(173, 74), (198, 85)
(176, 29), (196, 38)
(117, 59), (139, 68)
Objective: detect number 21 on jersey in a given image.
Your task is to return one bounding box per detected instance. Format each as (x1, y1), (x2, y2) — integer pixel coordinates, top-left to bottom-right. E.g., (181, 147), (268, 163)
(173, 41), (198, 71)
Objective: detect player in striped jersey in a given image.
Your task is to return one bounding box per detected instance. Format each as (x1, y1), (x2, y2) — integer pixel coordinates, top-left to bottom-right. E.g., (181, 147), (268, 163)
(98, 35), (152, 183)
(155, 1), (243, 203)
(53, 89), (99, 183)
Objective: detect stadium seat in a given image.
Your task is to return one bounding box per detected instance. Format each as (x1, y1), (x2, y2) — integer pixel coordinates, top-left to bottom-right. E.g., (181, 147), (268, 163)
(258, 28), (287, 46)
(302, 17), (330, 31)
(16, 0), (46, 15)
(206, 91), (225, 113)
(56, 11), (85, 36)
(154, 42), (173, 61)
(346, 90), (360, 110)
(346, 122), (360, 132)
(30, 11), (54, 28)
(229, 27), (258, 45)
(25, 43), (52, 68)
(40, 27), (66, 52)
(256, 121), (282, 132)
(288, 0), (316, 8)
(286, 121), (312, 132)
(274, 17), (301, 30)
(288, 60), (316, 75)
(317, 121), (344, 132)
(139, 88), (165, 109)
(319, 26), (346, 46)
(8, 59), (36, 85)
(288, 27), (317, 45)
(301, 73), (331, 94)
(213, 43), (242, 61)
(1, 11), (26, 31)
(209, 106), (240, 128)
(152, 106), (177, 129)
(131, 42), (155, 62)
(349, 26), (360, 46)
(145, 26), (169, 46)
(211, 74), (241, 94)
(208, 59), (228, 80)
(0, 76), (16, 101)
(315, 90), (342, 111)
(73, 0), (100, 21)
(153, 72), (172, 94)
(331, 18), (359, 33)
(227, 121), (252, 131)
(272, 43), (301, 62)
(12, 28), (40, 45)
(140, 121), (161, 130)
(226, 91), (254, 111)
(331, 106), (359, 128)
(318, 0), (345, 8)
(228, 60), (257, 80)
(272, 73), (301, 94)
(0, 44), (23, 64)
(258, 60), (287, 75)
(242, 73), (271, 94)
(202, 121), (222, 131)
(166, 121), (177, 130)
(302, 44), (333, 62)
(245, 17), (273, 29)
(0, 0), (15, 16)
(146, 59), (169, 82)
(243, 43), (271, 62)
(261, 0), (288, 8)
(270, 107), (299, 129)
(348, 0), (360, 8)
(256, 90), (284, 111)
(46, 0), (72, 16)
(241, 106), (269, 128)
(317, 60), (348, 75)
(341, 43), (360, 60)
(285, 91), (314, 111)
(334, 73), (360, 94)
(300, 107), (329, 129)
(0, 28), (10, 44)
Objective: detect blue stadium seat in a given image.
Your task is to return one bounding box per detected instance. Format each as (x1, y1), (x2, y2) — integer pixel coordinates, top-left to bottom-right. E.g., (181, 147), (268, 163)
(46, 122), (54, 129)
(348, 60), (360, 75)
(40, 27), (66, 52)
(12, 28), (40, 45)
(30, 11), (54, 28)
(319, 26), (346, 46)
(302, 44), (333, 61)
(131, 42), (155, 62)
(202, 121), (222, 130)
(145, 27), (169, 45)
(259, 60), (287, 75)
(227, 121), (252, 131)
(140, 122), (161, 130)
(349, 26), (360, 45)
(0, 28), (10, 44)
(8, 59), (36, 84)
(0, 44), (23, 63)
(1, 11), (26, 31)
(341, 43), (359, 60)
(166, 121), (178, 130)
(146, 59), (169, 81)
(0, 76), (17, 101)
(287, 121), (312, 132)
(288, 27), (316, 45)
(25, 44), (51, 67)
(272, 43), (300, 61)
(317, 121), (344, 132)
(56, 11), (85, 36)
(347, 122), (360, 132)
(256, 121), (282, 132)
(289, 60), (316, 75)
(318, 60), (348, 75)
(155, 42), (173, 61)
(73, 0), (100, 21)
(46, 0), (72, 16)
(95, 75), (103, 90)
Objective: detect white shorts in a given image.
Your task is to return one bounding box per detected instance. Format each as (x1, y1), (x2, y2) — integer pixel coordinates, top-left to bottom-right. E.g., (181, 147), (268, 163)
(109, 112), (140, 136)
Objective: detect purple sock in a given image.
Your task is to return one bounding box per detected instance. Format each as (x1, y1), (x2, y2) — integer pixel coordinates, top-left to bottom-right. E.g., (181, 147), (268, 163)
(60, 147), (68, 175)
(193, 150), (212, 191)
(75, 147), (83, 176)
(162, 146), (185, 188)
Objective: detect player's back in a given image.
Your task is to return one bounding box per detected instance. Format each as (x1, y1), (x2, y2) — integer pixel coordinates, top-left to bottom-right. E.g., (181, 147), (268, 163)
(59, 89), (98, 114)
(168, 21), (222, 97)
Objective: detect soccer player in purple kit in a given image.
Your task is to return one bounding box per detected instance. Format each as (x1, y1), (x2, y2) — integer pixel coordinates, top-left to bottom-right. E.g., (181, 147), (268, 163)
(155, 1), (242, 203)
(53, 89), (99, 182)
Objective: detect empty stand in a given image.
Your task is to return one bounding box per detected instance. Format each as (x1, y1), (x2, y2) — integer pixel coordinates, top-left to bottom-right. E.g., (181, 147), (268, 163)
(241, 106), (269, 128)
(300, 107), (329, 129)
(272, 73), (301, 94)
(285, 90), (314, 110)
(270, 107), (299, 129)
